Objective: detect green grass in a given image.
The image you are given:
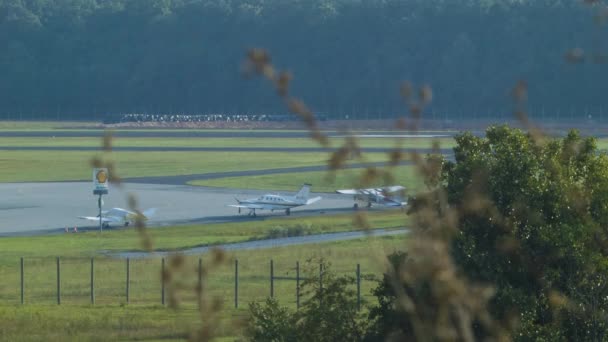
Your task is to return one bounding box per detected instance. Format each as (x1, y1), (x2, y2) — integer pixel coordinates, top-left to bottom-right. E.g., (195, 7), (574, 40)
(0, 150), (401, 182)
(0, 235), (407, 341)
(0, 212), (407, 310)
(0, 136), (456, 149)
(0, 211), (407, 259)
(0, 126), (415, 340)
(189, 165), (425, 193)
(0, 121), (98, 130)
(594, 138), (608, 151)
(0, 305), (200, 341)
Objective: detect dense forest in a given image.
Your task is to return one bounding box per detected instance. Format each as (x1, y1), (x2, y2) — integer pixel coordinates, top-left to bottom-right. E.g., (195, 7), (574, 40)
(0, 0), (606, 120)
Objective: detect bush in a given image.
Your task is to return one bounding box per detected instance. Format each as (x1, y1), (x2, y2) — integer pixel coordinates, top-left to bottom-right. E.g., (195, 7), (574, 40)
(246, 260), (368, 342)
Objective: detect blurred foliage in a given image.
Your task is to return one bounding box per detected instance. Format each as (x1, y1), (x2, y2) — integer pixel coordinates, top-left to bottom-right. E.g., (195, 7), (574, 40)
(0, 0), (606, 118)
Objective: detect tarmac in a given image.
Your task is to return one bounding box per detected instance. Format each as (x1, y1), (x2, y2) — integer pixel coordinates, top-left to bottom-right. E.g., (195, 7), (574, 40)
(0, 129), (451, 237)
(0, 182), (361, 236)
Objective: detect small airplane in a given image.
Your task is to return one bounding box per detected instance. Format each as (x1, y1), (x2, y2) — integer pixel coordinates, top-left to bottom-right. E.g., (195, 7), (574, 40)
(229, 184), (322, 217)
(336, 185), (407, 209)
(78, 208), (157, 228)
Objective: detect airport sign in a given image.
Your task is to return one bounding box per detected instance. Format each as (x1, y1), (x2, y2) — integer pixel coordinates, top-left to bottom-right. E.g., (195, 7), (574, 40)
(93, 168), (109, 195)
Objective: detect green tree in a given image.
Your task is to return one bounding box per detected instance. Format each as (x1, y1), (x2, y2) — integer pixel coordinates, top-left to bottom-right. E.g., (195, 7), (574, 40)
(246, 260), (368, 342)
(436, 126), (608, 339)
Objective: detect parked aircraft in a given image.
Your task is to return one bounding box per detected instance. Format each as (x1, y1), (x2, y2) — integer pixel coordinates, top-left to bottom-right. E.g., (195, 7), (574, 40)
(336, 185), (407, 209)
(78, 208), (157, 228)
(229, 184), (321, 217)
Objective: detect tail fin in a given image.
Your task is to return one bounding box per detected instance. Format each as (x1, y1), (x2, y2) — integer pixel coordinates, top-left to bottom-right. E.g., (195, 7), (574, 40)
(142, 208), (157, 219)
(295, 183), (312, 201)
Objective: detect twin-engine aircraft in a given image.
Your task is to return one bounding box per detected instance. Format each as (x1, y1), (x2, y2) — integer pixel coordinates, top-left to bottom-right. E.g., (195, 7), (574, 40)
(336, 185), (407, 209)
(78, 208), (157, 228)
(229, 184), (322, 217)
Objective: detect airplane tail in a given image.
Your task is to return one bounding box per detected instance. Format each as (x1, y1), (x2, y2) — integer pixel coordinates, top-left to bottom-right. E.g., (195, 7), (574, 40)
(142, 208), (157, 219)
(294, 183), (312, 201)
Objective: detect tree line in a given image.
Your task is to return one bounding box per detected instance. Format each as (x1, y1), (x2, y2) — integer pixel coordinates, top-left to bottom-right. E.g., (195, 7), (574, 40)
(1, 0), (604, 119)
(246, 126), (608, 341)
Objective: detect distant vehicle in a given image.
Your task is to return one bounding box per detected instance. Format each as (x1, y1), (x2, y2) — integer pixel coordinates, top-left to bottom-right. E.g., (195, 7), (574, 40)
(229, 184), (322, 217)
(78, 208), (157, 228)
(336, 185), (407, 209)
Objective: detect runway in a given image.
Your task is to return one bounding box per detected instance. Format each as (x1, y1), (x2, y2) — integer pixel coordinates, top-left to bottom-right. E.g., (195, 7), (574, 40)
(0, 182), (360, 236)
(0, 129), (448, 236)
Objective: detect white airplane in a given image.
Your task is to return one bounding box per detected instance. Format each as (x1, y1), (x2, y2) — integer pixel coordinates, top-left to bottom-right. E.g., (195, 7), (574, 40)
(336, 185), (407, 209)
(229, 184), (322, 217)
(78, 208), (157, 228)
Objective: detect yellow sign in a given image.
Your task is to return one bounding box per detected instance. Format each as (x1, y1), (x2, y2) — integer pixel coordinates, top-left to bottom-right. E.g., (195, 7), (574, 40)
(96, 169), (108, 184)
(93, 168), (109, 192)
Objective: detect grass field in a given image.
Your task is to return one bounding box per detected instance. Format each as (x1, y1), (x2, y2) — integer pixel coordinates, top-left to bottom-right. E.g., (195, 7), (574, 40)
(189, 165), (425, 193)
(0, 125), (413, 340)
(0, 121), (98, 130)
(0, 234), (407, 341)
(0, 150), (406, 183)
(0, 211), (407, 259)
(0, 136), (456, 149)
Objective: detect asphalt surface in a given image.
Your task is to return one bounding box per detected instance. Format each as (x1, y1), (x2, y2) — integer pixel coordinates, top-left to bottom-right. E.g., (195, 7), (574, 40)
(111, 228), (407, 259)
(0, 182), (363, 236)
(0, 130), (450, 236)
(123, 161), (417, 185)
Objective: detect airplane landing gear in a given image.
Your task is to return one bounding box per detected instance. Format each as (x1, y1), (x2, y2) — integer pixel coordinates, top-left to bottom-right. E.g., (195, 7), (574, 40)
(124, 222), (130, 227)
(367, 202), (372, 208)
(285, 208), (291, 216)
(353, 203), (359, 210)
(248, 209), (257, 217)
(102, 222), (110, 229)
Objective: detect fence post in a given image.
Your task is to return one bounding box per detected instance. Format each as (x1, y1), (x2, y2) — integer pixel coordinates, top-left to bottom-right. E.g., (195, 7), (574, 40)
(161, 258), (165, 306)
(126, 258), (130, 304)
(234, 259), (239, 309)
(198, 258), (202, 309)
(90, 258), (95, 305)
(270, 259), (274, 298)
(20, 257), (24, 305)
(56, 257), (61, 305)
(319, 263), (323, 306)
(296, 261), (300, 310)
(356, 264), (361, 311)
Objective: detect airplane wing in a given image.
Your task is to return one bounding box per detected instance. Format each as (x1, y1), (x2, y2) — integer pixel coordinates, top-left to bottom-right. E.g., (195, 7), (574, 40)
(78, 216), (115, 223)
(335, 189), (360, 195)
(306, 196), (322, 205)
(229, 204), (290, 210)
(383, 185), (406, 193)
(337, 186), (405, 194)
(106, 208), (131, 217)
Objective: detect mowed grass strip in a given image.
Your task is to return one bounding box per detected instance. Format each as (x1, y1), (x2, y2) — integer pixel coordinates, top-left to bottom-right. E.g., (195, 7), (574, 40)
(0, 148), (416, 182)
(0, 235), (407, 341)
(0, 136), (456, 149)
(0, 211), (408, 259)
(0, 121), (97, 130)
(0, 150), (382, 182)
(189, 165), (425, 193)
